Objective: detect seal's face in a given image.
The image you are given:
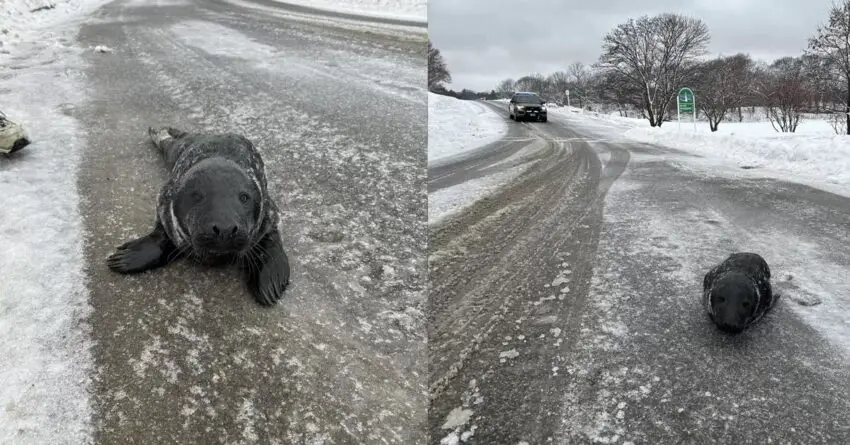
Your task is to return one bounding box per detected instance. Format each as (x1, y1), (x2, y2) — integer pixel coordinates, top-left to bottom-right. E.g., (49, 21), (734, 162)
(709, 272), (759, 333)
(173, 160), (263, 259)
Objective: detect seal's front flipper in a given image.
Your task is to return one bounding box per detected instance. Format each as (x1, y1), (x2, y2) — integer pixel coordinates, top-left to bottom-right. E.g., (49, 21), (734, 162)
(245, 230), (290, 306)
(107, 224), (176, 274)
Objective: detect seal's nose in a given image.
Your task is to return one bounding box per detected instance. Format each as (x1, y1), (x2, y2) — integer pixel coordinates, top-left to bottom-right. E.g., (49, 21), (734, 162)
(210, 223), (239, 238)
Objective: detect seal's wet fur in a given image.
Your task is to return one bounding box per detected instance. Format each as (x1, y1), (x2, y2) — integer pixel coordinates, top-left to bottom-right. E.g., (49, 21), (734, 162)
(107, 127), (290, 306)
(703, 252), (777, 333)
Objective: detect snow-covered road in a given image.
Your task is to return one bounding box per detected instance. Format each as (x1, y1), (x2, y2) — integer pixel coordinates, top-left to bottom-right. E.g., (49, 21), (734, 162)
(428, 101), (850, 444)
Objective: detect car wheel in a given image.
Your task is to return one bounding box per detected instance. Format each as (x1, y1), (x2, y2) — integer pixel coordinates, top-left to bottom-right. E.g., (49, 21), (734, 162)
(541, 117), (547, 123)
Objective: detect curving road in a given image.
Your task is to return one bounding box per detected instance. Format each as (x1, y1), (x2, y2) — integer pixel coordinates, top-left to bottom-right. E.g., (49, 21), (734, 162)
(428, 101), (850, 444)
(73, 1), (427, 443)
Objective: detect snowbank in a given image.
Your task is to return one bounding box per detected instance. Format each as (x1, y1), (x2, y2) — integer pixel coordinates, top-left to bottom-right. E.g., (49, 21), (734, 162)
(0, 42), (94, 444)
(0, 0), (111, 49)
(272, 0), (426, 22)
(428, 93), (507, 164)
(627, 118), (850, 189)
(551, 107), (850, 192)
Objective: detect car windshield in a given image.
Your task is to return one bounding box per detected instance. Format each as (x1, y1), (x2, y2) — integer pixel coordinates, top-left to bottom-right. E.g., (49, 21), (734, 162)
(514, 94), (542, 104)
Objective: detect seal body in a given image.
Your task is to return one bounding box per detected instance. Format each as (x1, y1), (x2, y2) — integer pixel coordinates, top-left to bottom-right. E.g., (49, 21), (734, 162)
(703, 252), (777, 333)
(107, 127), (290, 306)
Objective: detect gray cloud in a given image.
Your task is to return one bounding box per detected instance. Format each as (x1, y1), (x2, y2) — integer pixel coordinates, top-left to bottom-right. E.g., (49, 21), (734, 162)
(429, 0), (835, 91)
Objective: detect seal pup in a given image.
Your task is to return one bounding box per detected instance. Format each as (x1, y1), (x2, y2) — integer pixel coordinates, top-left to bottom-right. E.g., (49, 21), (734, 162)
(703, 252), (777, 333)
(107, 127), (290, 306)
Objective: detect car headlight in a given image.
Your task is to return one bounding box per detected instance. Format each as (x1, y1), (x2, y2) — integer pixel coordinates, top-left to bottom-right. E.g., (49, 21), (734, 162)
(541, 105), (547, 111)
(517, 105), (525, 110)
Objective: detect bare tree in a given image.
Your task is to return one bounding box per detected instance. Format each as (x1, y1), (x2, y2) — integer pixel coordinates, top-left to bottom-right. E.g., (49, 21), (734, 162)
(514, 73), (547, 95)
(593, 69), (643, 116)
(599, 13), (710, 127)
(567, 62), (591, 108)
(495, 78), (516, 98)
(428, 40), (451, 91)
(808, 0), (850, 134)
(694, 54), (754, 131)
(545, 71), (570, 104)
(799, 53), (836, 112)
(757, 57), (811, 133)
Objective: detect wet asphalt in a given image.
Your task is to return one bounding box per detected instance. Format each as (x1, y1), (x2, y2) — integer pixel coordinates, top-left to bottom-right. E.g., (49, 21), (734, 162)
(73, 1), (427, 443)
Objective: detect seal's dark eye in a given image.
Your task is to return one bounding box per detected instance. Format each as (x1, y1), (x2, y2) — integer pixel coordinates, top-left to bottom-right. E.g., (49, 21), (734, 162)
(239, 192), (251, 203)
(191, 191), (204, 203)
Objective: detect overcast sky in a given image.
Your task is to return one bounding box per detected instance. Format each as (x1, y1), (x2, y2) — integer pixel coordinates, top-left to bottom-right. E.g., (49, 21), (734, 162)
(429, 0), (837, 92)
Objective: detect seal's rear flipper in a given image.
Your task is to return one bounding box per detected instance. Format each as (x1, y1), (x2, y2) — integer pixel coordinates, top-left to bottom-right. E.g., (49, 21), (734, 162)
(148, 126), (188, 148)
(107, 223), (177, 273)
(148, 126), (173, 149)
(245, 230), (290, 306)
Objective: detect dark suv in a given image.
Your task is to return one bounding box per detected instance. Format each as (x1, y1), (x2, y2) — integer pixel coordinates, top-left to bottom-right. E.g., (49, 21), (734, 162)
(508, 92), (547, 122)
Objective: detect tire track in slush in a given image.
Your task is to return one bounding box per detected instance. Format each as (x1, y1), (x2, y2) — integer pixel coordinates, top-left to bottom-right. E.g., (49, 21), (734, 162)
(428, 125), (630, 443)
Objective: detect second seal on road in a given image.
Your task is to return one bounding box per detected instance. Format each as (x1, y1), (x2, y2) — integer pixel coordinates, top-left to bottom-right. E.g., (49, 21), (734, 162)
(702, 252), (778, 333)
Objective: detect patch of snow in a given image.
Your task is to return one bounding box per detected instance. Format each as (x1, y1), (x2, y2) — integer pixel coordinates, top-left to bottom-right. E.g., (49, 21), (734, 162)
(0, 0), (112, 50)
(271, 0), (426, 22)
(440, 432), (460, 445)
(170, 20), (424, 104)
(428, 93), (508, 164)
(551, 107), (850, 194)
(428, 163), (528, 225)
(499, 349), (519, 360)
(626, 118), (850, 190)
(441, 406), (474, 430)
(0, 39), (93, 444)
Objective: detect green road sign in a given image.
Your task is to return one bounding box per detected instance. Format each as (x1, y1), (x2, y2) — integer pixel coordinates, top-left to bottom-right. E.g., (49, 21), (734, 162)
(678, 87), (694, 113)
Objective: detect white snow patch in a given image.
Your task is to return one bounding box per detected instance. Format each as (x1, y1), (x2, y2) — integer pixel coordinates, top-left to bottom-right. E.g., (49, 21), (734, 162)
(626, 118), (850, 191)
(0, 0), (112, 50)
(499, 349), (519, 362)
(441, 406), (474, 430)
(553, 107), (850, 195)
(440, 432), (460, 445)
(237, 398), (259, 442)
(271, 0), (426, 22)
(428, 93), (508, 164)
(428, 163), (528, 225)
(170, 20), (277, 61)
(0, 38), (93, 444)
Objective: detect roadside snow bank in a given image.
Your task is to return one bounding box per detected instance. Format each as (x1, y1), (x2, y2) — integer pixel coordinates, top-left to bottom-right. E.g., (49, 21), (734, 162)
(625, 118), (850, 189)
(0, 0), (110, 49)
(0, 28), (93, 445)
(271, 0), (426, 22)
(428, 93), (507, 164)
(550, 106), (850, 191)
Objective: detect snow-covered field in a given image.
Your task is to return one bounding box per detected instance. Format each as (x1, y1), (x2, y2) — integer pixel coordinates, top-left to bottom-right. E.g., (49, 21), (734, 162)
(550, 106), (850, 194)
(273, 0), (426, 22)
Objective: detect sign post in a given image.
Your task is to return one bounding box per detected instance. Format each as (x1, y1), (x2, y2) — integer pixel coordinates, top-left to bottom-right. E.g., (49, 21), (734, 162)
(565, 89), (570, 108)
(677, 87), (696, 132)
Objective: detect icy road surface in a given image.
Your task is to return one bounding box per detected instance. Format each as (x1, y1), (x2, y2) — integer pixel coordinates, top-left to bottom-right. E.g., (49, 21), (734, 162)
(428, 101), (850, 445)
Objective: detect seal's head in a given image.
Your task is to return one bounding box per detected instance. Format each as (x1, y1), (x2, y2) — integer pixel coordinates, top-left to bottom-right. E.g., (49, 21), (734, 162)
(708, 272), (760, 333)
(173, 158), (263, 259)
